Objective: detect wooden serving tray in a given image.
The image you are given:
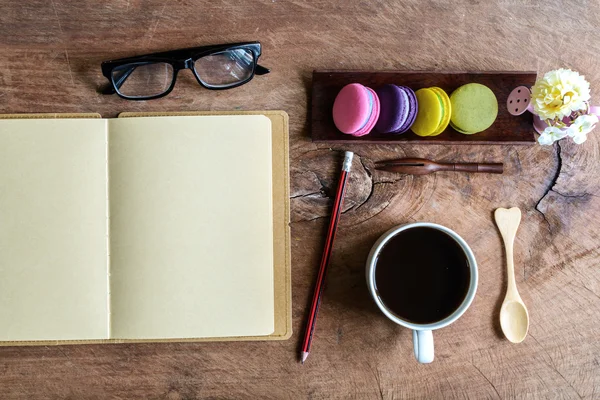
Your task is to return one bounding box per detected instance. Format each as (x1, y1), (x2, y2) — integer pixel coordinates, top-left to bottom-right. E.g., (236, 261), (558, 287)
(311, 70), (537, 145)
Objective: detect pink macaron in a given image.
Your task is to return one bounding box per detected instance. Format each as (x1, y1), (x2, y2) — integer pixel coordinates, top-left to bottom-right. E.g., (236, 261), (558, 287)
(332, 83), (381, 136)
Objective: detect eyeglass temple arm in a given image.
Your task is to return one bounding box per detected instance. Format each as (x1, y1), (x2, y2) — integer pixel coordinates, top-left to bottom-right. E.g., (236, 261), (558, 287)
(255, 64), (270, 75)
(100, 65), (138, 95)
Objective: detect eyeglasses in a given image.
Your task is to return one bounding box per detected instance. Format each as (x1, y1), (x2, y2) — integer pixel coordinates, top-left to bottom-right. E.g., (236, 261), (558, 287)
(100, 42), (269, 100)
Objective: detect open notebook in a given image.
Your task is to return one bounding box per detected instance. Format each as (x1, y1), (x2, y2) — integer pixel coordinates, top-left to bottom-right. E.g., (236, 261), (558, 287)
(0, 111), (291, 344)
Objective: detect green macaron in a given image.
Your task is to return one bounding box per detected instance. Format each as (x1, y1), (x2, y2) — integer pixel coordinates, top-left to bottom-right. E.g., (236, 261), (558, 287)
(450, 83), (498, 134)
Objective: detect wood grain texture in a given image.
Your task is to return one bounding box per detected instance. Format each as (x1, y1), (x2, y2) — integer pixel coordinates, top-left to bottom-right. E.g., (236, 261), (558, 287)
(1, 0), (599, 399)
(312, 70), (536, 144)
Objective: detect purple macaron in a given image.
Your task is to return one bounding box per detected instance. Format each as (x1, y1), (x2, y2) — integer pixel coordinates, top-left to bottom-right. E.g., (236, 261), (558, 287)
(374, 84), (418, 134)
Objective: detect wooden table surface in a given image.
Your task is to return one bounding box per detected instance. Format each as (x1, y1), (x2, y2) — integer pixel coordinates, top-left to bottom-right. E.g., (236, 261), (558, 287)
(1, 1), (599, 399)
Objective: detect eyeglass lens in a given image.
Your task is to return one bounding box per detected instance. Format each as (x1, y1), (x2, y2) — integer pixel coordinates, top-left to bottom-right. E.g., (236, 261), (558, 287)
(194, 48), (255, 88)
(112, 62), (174, 98)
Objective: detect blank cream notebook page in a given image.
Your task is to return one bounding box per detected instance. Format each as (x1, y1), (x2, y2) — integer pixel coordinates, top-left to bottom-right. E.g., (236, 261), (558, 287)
(0, 119), (109, 341)
(107, 115), (275, 339)
(0, 115), (274, 341)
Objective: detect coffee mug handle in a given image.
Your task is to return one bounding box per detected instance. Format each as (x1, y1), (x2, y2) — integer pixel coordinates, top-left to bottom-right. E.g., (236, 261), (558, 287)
(413, 330), (434, 363)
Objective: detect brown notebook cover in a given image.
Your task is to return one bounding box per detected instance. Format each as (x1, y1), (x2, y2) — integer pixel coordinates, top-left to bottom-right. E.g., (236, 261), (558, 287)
(0, 111), (291, 345)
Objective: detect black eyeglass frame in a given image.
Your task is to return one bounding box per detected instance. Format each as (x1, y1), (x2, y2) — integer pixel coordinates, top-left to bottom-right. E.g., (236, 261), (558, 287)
(100, 41), (269, 100)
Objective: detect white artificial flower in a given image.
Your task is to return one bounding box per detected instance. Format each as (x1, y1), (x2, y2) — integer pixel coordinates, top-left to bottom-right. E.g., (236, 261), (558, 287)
(538, 125), (568, 145)
(531, 69), (591, 120)
(567, 114), (599, 144)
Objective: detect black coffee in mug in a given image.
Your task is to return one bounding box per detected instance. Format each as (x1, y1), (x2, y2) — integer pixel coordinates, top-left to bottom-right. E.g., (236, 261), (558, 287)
(374, 227), (470, 324)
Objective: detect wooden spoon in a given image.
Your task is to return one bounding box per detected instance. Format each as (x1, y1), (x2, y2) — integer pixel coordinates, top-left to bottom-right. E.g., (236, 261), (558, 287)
(494, 207), (529, 343)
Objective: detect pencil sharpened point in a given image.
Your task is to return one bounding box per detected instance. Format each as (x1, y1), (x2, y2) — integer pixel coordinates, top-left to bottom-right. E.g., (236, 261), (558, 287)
(301, 351), (309, 364)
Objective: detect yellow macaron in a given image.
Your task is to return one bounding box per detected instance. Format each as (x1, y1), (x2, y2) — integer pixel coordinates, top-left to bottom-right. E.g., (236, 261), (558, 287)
(411, 88), (443, 137)
(428, 87), (451, 136)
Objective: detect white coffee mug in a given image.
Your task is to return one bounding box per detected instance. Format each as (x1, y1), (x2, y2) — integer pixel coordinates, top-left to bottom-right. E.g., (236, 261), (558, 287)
(365, 223), (478, 363)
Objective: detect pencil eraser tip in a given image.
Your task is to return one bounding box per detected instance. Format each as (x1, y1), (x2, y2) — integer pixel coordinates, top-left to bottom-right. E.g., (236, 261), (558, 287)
(343, 151), (354, 171)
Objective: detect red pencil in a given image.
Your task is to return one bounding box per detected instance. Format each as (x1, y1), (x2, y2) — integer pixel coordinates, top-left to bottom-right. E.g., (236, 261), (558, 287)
(300, 151), (354, 364)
